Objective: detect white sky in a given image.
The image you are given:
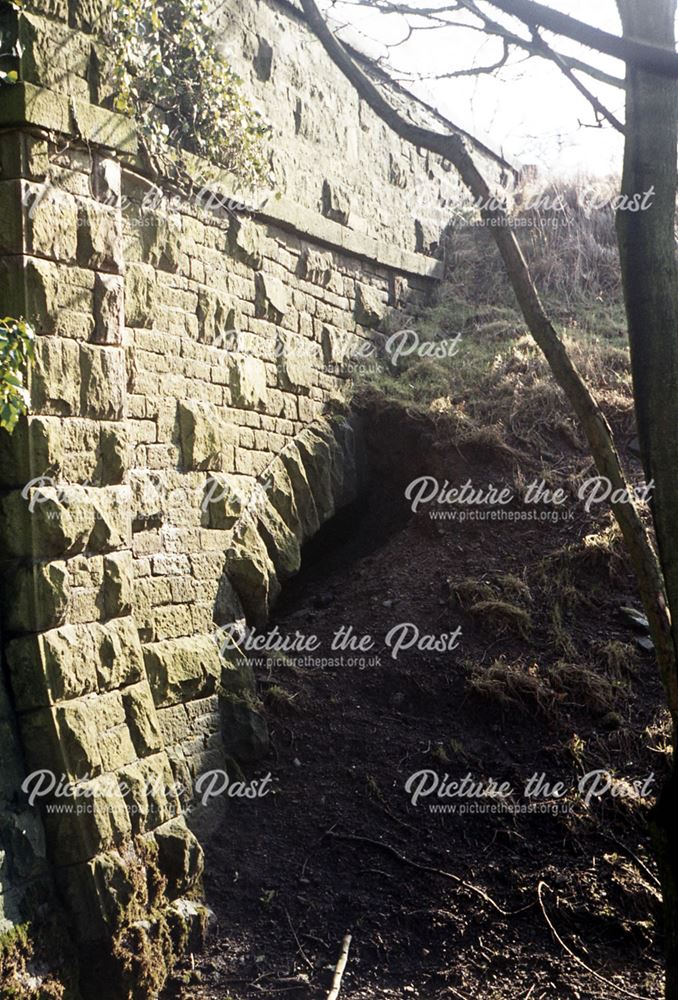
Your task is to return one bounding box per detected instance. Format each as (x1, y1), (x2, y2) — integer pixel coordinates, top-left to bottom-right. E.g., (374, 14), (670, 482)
(326, 0), (636, 175)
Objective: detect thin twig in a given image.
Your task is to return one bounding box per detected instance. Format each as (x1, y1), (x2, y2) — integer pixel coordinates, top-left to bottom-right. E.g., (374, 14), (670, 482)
(284, 907), (313, 970)
(327, 933), (352, 1000)
(537, 882), (653, 1000)
(327, 828), (525, 916)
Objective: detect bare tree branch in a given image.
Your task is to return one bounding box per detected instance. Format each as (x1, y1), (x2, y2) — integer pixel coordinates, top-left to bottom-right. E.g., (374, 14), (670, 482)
(529, 29), (625, 133)
(457, 0), (626, 88)
(338, 0), (626, 88)
(394, 37), (511, 76)
(481, 0), (678, 77)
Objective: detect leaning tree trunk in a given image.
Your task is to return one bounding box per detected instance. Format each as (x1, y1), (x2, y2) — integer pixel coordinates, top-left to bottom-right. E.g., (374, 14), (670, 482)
(616, 1), (678, 996)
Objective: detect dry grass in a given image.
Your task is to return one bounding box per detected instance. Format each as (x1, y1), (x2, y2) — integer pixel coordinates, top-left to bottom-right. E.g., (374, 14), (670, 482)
(355, 174), (635, 460)
(467, 658), (560, 716)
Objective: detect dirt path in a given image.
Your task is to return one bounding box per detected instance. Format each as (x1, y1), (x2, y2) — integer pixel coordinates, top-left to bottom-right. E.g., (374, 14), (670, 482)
(165, 448), (667, 1000)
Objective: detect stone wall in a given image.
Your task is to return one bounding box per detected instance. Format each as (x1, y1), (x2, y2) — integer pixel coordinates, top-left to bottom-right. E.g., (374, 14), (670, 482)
(0, 0), (509, 993)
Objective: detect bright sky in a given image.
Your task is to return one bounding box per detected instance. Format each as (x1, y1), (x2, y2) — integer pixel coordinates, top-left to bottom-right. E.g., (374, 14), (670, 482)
(326, 0), (635, 175)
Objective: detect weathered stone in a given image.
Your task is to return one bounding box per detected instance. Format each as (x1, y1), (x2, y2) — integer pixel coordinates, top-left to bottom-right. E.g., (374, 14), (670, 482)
(78, 202), (123, 273)
(279, 443), (320, 543)
(93, 274), (124, 345)
(253, 35), (274, 81)
(166, 898), (211, 954)
(16, 11), (90, 97)
(322, 179), (350, 224)
(203, 473), (255, 530)
(296, 427), (335, 525)
(252, 495), (301, 581)
(144, 636), (223, 709)
(52, 693), (126, 780)
(153, 818), (204, 895)
(177, 400), (236, 472)
(93, 155), (121, 205)
(90, 486), (131, 552)
(220, 694), (269, 762)
(230, 356), (268, 410)
(321, 325), (351, 367)
(255, 272), (288, 319)
(355, 283), (386, 327)
(118, 754), (178, 835)
(122, 682), (164, 758)
(298, 247), (333, 286)
(2, 561), (70, 633)
(197, 288), (236, 346)
(415, 218), (440, 255)
(264, 456), (301, 533)
(80, 345), (126, 420)
(141, 213), (181, 273)
(46, 775), (133, 866)
(0, 485), (88, 559)
(103, 551), (134, 617)
(229, 216), (263, 269)
(24, 185), (78, 261)
(6, 624), (98, 710)
(224, 522), (280, 625)
(31, 337), (80, 415)
(125, 263), (157, 327)
(95, 616), (145, 691)
(313, 417), (360, 511)
(277, 333), (316, 392)
(99, 424), (128, 484)
(389, 152), (409, 189)
(214, 574), (246, 628)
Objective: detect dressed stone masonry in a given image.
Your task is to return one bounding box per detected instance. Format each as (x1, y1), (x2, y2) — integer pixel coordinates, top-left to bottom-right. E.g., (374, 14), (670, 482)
(0, 0), (510, 993)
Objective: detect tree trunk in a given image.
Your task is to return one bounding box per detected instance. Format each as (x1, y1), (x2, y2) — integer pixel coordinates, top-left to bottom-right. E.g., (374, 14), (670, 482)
(616, 1), (678, 996)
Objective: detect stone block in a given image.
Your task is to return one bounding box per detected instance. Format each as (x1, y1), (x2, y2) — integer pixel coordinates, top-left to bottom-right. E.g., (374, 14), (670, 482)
(143, 636), (223, 709)
(93, 273), (125, 345)
(16, 11), (90, 97)
(93, 155), (121, 205)
(31, 336), (81, 415)
(118, 754), (178, 835)
(0, 485), (94, 559)
(296, 427), (335, 525)
(298, 247), (333, 286)
(94, 616), (145, 691)
(103, 551), (134, 618)
(225, 522), (280, 626)
(100, 424), (129, 484)
(229, 356), (268, 410)
(125, 263), (157, 328)
(322, 179), (350, 224)
(279, 444), (320, 542)
(355, 283), (386, 327)
(177, 400), (236, 473)
(153, 817), (204, 896)
(0, 179), (23, 254)
(0, 415), (62, 488)
(122, 682), (164, 758)
(46, 775), (133, 867)
(6, 623), (99, 711)
(255, 272), (288, 320)
(24, 184), (78, 262)
(197, 287), (236, 346)
(277, 333), (316, 392)
(77, 202), (123, 272)
(80, 345), (126, 420)
(203, 473), (254, 531)
(229, 216), (263, 270)
(2, 561), (70, 633)
(220, 694), (269, 763)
